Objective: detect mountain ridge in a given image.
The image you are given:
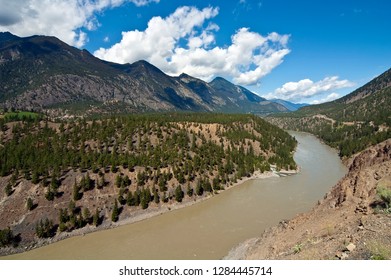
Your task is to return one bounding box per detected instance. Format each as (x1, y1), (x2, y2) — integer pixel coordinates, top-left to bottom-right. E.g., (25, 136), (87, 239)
(267, 67), (391, 157)
(270, 99), (308, 111)
(0, 32), (288, 116)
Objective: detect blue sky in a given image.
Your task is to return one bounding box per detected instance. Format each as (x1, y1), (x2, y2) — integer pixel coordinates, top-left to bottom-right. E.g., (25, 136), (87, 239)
(0, 0), (390, 104)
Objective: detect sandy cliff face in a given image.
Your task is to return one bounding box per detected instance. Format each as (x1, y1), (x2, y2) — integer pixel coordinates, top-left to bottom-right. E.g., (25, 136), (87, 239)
(226, 139), (391, 260)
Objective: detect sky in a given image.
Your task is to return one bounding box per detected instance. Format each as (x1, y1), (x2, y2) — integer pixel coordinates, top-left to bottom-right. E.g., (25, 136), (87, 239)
(0, 0), (390, 104)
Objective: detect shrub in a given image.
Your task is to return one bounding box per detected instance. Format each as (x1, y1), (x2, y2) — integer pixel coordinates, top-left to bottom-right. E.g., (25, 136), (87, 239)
(0, 228), (15, 247)
(377, 186), (391, 209)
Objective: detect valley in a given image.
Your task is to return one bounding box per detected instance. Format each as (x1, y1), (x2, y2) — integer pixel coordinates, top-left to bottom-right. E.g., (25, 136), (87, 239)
(0, 113), (296, 256)
(0, 30), (390, 261)
(1, 131), (346, 259)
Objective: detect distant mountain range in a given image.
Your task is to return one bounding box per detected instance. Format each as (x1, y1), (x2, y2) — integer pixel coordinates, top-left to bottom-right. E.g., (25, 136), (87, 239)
(0, 32), (293, 116)
(270, 99), (308, 111)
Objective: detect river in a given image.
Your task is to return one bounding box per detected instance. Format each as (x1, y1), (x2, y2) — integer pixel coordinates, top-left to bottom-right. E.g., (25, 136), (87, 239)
(3, 131), (347, 259)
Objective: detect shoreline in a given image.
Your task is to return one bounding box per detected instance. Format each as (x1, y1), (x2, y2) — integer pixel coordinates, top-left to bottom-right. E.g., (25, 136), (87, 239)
(0, 168), (297, 258)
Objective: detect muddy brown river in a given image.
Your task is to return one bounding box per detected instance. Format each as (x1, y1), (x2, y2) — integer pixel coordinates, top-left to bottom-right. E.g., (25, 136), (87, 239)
(4, 131), (347, 259)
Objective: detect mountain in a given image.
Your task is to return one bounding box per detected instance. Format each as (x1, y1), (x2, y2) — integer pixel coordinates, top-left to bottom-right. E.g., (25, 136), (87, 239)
(267, 67), (391, 157)
(0, 32), (287, 116)
(270, 99), (308, 111)
(207, 77), (289, 114)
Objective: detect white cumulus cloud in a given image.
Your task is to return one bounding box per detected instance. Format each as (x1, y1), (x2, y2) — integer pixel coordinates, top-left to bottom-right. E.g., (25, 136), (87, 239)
(263, 76), (355, 102)
(0, 0), (160, 48)
(94, 6), (290, 85)
(310, 93), (340, 104)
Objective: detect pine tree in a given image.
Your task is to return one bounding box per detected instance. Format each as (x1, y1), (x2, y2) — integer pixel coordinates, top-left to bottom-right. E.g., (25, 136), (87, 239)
(97, 173), (105, 189)
(140, 195), (149, 209)
(134, 188), (140, 206)
(115, 174), (122, 188)
(118, 187), (126, 205)
(175, 185), (184, 202)
(186, 183), (193, 197)
(73, 179), (82, 201)
(123, 175), (131, 186)
(26, 197), (34, 211)
(126, 191), (134, 206)
(195, 179), (203, 196)
(68, 200), (76, 214)
(153, 188), (160, 204)
(82, 207), (91, 224)
(111, 200), (119, 222)
(59, 208), (69, 224)
(213, 177), (221, 191)
(45, 186), (55, 201)
(0, 227), (15, 247)
(31, 170), (39, 184)
(5, 183), (12, 196)
(93, 208), (100, 227)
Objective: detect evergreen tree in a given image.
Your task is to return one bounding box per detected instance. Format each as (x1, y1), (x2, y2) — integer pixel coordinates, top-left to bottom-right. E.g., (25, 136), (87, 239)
(153, 188), (160, 204)
(118, 187), (126, 205)
(58, 222), (67, 232)
(111, 200), (119, 222)
(68, 200), (76, 214)
(45, 186), (55, 201)
(93, 208), (100, 227)
(186, 183), (193, 197)
(82, 207), (91, 224)
(31, 170), (39, 184)
(115, 174), (122, 188)
(5, 183), (12, 196)
(35, 218), (54, 238)
(58, 208), (69, 224)
(26, 197), (34, 211)
(97, 174), (105, 189)
(134, 188), (141, 206)
(212, 177), (221, 191)
(140, 195), (149, 209)
(73, 179), (82, 201)
(195, 179), (204, 196)
(0, 227), (15, 247)
(175, 185), (184, 202)
(126, 191), (134, 206)
(122, 175), (131, 187)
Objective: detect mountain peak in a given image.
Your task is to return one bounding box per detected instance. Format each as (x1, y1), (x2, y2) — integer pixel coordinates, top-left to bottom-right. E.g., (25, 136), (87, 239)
(178, 73), (191, 79)
(129, 60), (165, 74)
(211, 76), (230, 83)
(0, 32), (289, 115)
(0, 32), (20, 43)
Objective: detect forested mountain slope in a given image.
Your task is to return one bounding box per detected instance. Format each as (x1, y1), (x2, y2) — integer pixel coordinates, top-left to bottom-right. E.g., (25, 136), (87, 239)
(0, 113), (296, 255)
(268, 68), (391, 157)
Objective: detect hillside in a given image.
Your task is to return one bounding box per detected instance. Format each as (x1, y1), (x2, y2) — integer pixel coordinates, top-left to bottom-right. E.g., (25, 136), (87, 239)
(224, 68), (391, 260)
(0, 32), (287, 116)
(0, 113), (297, 256)
(267, 67), (391, 157)
(226, 138), (391, 260)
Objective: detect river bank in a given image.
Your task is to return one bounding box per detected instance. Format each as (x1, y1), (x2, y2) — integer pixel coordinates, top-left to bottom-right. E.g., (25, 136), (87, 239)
(225, 138), (391, 260)
(2, 131), (346, 260)
(0, 169), (290, 258)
